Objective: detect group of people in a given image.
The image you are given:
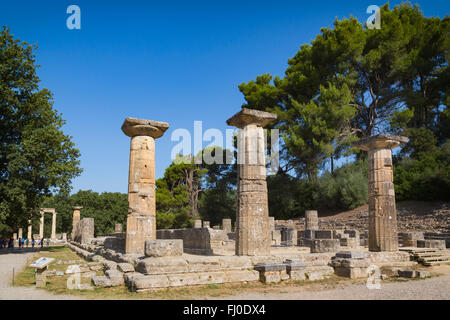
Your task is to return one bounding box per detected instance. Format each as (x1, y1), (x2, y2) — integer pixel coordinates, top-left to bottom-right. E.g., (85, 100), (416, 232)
(0, 236), (50, 249)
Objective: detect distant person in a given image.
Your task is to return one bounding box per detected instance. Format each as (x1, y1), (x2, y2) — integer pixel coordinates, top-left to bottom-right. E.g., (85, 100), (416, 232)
(25, 238), (29, 247)
(32, 238), (35, 248)
(40, 238), (44, 248)
(46, 239), (50, 247)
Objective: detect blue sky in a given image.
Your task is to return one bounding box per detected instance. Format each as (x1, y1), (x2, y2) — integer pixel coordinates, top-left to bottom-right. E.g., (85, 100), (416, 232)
(1, 0), (448, 194)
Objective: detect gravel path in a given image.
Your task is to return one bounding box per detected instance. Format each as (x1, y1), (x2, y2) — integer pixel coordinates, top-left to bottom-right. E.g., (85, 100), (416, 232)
(221, 275), (450, 300)
(0, 248), (81, 300)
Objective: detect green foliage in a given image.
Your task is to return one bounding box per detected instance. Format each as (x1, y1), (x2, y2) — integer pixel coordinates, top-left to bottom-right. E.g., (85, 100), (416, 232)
(0, 27), (82, 236)
(314, 159), (368, 210)
(394, 141), (450, 201)
(238, 3), (448, 179)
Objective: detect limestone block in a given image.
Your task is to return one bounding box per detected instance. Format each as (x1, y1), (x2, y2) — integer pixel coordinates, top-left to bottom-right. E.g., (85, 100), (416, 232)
(224, 270), (260, 283)
(134, 275), (170, 290)
(193, 219), (202, 228)
(117, 263), (135, 273)
(290, 270), (307, 281)
(307, 271), (324, 281)
(417, 239), (446, 250)
(222, 219), (232, 233)
(135, 257), (188, 275)
(105, 269), (124, 286)
(114, 224), (123, 233)
(88, 263), (103, 272)
(398, 232), (424, 247)
(65, 265), (81, 274)
(310, 239), (340, 253)
(335, 251), (367, 259)
(35, 268), (47, 288)
(92, 276), (112, 287)
(313, 230), (334, 239)
(144, 239), (183, 257)
(102, 260), (117, 271)
(185, 256), (221, 272)
(254, 262), (286, 283)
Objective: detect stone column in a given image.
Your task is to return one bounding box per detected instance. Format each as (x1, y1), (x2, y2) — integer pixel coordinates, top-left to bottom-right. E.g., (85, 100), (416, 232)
(51, 209), (57, 240)
(193, 219), (202, 228)
(122, 117), (169, 254)
(39, 210), (44, 240)
(354, 134), (408, 252)
(115, 223), (123, 233)
(222, 219), (232, 233)
(27, 220), (32, 240)
(72, 206), (83, 240)
(305, 210), (319, 231)
(18, 228), (23, 239)
(227, 108), (277, 256)
(202, 221), (210, 228)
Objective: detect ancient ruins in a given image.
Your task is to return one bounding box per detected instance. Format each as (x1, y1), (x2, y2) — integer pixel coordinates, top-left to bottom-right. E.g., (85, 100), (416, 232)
(35, 116), (448, 292)
(121, 117), (169, 255)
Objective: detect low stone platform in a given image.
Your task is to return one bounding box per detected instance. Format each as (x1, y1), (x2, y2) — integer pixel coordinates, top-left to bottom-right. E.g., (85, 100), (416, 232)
(67, 240), (418, 291)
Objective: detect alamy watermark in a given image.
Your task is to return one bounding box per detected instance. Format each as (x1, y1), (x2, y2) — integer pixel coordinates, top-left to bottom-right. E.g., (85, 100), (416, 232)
(170, 121), (280, 175)
(366, 5), (381, 29)
(66, 5), (81, 30)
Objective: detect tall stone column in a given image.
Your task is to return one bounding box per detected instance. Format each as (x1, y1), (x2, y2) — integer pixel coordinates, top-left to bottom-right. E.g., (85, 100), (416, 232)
(50, 209), (57, 240)
(122, 117), (169, 254)
(27, 220), (32, 240)
(227, 108), (277, 256)
(39, 210), (44, 240)
(354, 134), (408, 252)
(18, 228), (23, 239)
(72, 206), (83, 240)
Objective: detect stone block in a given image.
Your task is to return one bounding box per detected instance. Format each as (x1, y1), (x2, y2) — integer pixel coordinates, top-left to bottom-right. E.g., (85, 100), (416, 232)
(398, 270), (416, 278)
(254, 262), (286, 272)
(307, 272), (324, 281)
(134, 275), (170, 290)
(310, 239), (340, 253)
(135, 257), (188, 275)
(314, 230), (334, 239)
(92, 276), (112, 287)
(144, 239), (183, 257)
(416, 270), (430, 278)
(289, 270), (307, 281)
(102, 261), (117, 271)
(335, 251), (367, 259)
(105, 269), (124, 286)
(417, 239), (446, 250)
(117, 263), (135, 273)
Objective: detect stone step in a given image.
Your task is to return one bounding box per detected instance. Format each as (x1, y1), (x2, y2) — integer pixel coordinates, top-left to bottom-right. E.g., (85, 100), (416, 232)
(422, 260), (450, 266)
(413, 251), (449, 258)
(400, 247), (440, 253)
(418, 256), (450, 263)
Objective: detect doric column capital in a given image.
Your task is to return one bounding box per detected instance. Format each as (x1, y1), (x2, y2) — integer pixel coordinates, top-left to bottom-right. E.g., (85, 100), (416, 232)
(353, 134), (408, 151)
(226, 108), (277, 129)
(121, 117), (169, 138)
